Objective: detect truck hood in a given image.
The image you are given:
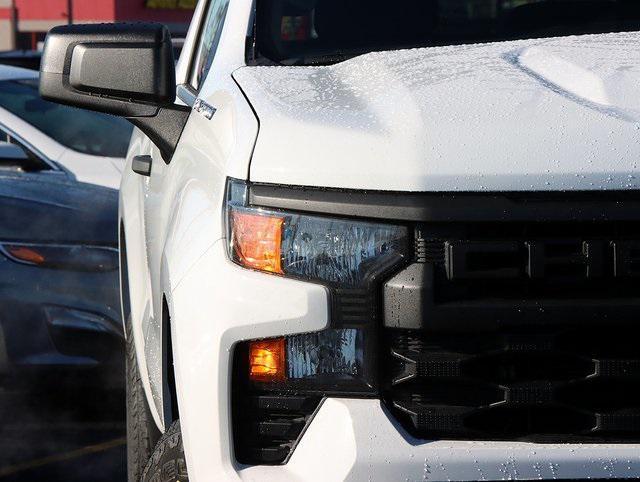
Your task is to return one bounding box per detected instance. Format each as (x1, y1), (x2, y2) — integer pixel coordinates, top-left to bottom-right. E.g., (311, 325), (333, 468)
(234, 31), (640, 192)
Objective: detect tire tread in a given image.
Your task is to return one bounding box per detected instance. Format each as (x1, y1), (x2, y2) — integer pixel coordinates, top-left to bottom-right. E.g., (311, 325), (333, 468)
(126, 315), (161, 482)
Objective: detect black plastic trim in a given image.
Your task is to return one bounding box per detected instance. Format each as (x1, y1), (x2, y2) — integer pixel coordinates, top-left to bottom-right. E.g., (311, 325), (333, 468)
(249, 183), (640, 222)
(127, 105), (190, 165)
(131, 155), (153, 177)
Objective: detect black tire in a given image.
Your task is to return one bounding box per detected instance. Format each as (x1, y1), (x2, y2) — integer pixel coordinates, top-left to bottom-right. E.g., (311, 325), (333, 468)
(126, 314), (162, 482)
(142, 420), (189, 482)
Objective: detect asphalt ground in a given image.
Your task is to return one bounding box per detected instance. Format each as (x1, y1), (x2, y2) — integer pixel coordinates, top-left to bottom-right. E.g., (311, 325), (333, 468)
(0, 375), (126, 481)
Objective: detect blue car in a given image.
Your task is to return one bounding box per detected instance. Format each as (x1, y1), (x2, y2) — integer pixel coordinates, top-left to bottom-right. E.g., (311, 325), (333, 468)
(0, 136), (122, 386)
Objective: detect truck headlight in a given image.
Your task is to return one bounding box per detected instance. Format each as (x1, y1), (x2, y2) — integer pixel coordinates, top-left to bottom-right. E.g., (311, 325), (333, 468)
(226, 179), (409, 465)
(226, 177), (409, 393)
(247, 328), (362, 383)
(225, 179), (407, 288)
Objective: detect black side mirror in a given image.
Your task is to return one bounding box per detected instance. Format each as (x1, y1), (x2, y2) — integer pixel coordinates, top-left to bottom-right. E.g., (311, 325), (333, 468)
(39, 23), (190, 163)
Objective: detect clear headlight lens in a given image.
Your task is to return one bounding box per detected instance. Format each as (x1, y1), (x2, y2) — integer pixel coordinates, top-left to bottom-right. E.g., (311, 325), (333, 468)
(286, 328), (361, 380)
(247, 329), (362, 386)
(225, 180), (408, 288)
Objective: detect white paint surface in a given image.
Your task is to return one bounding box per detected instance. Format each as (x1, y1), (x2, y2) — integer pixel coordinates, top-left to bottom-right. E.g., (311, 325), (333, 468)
(235, 31), (640, 192)
(0, 65), (125, 189)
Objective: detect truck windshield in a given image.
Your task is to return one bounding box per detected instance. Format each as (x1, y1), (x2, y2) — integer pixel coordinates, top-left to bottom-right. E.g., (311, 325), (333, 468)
(255, 0), (640, 65)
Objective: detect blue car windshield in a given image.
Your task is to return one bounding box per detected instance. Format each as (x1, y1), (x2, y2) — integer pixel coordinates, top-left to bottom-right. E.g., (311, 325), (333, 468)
(255, 0), (640, 64)
(0, 79), (133, 158)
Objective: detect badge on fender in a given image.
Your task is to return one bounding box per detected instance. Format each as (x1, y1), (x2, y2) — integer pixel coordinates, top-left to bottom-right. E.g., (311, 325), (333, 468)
(193, 98), (216, 120)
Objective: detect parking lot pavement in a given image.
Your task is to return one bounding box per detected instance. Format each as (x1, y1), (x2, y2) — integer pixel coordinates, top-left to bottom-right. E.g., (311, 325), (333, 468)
(0, 377), (126, 482)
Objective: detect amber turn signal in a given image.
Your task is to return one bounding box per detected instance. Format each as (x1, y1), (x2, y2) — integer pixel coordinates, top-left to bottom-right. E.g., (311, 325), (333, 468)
(249, 338), (286, 382)
(231, 211), (284, 274)
(6, 246), (45, 265)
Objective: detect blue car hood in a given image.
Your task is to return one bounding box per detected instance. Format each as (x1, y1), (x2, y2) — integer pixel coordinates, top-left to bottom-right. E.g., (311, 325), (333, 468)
(0, 172), (117, 246)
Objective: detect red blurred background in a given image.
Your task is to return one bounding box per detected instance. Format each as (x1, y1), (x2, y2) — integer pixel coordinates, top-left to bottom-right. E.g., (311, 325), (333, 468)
(0, 0), (195, 50)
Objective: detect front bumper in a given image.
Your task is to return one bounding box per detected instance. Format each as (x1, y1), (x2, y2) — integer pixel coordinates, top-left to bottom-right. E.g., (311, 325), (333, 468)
(243, 397), (640, 481)
(170, 240), (640, 482)
(0, 256), (122, 383)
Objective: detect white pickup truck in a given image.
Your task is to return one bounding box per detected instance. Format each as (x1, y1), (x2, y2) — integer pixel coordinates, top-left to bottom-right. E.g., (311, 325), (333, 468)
(40, 1), (640, 481)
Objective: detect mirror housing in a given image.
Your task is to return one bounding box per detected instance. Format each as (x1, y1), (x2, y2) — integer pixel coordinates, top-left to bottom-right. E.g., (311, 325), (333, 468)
(40, 23), (190, 163)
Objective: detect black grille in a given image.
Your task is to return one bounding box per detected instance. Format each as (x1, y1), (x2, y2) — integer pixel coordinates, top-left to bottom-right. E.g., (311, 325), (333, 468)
(383, 220), (640, 441)
(385, 326), (640, 441)
(233, 393), (322, 464)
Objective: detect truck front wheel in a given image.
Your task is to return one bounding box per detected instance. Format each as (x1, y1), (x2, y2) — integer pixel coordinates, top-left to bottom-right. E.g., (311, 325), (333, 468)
(142, 420), (189, 482)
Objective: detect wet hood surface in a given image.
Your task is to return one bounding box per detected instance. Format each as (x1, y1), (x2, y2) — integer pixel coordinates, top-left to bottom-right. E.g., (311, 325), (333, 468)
(0, 172), (118, 245)
(235, 31), (640, 192)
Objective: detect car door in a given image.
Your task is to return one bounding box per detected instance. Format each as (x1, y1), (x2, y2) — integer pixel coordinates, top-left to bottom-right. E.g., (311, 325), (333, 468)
(135, 0), (233, 425)
(143, 0), (230, 314)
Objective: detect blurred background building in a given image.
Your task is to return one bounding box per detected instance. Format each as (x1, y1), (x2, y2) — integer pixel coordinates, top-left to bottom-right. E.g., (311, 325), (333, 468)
(0, 0), (196, 51)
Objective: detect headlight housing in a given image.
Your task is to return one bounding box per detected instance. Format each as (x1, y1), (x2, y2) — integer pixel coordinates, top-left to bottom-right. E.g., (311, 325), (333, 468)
(225, 179), (407, 288)
(225, 178), (409, 393)
(226, 179), (409, 465)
